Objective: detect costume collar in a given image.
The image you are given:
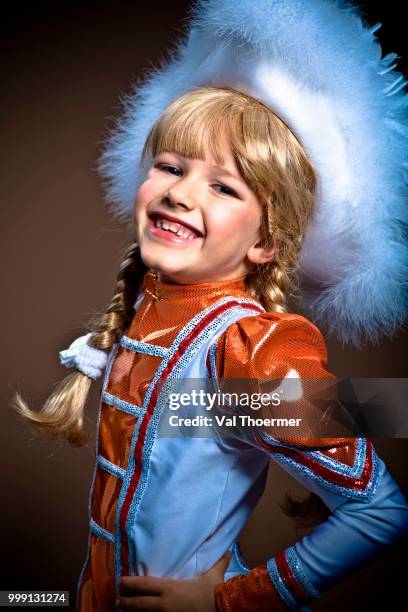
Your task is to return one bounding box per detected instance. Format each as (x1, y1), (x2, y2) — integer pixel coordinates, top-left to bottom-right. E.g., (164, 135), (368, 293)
(142, 269), (248, 302)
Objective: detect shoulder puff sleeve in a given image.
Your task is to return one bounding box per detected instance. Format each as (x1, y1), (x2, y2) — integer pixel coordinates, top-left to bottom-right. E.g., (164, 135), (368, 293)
(211, 313), (408, 611)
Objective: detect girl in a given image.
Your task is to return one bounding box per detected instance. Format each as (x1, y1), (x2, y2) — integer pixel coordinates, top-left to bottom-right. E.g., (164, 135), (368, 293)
(13, 1), (408, 611)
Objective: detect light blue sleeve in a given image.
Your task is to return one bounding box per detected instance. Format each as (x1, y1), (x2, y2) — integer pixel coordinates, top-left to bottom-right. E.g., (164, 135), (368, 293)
(293, 454), (408, 591)
(254, 434), (408, 609)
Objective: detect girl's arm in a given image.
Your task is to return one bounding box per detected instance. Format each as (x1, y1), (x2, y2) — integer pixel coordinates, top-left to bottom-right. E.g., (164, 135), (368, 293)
(215, 437), (408, 611)
(213, 314), (408, 610)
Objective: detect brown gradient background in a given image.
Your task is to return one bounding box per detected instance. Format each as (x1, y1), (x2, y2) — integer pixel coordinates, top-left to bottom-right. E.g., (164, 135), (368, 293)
(1, 1), (407, 610)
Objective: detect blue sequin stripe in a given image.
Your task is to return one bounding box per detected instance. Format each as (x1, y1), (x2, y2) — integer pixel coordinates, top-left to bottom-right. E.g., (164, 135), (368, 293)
(208, 342), (222, 394)
(308, 438), (369, 478)
(76, 343), (120, 609)
(257, 430), (378, 500)
(259, 432), (369, 479)
(120, 336), (170, 358)
(285, 547), (320, 599)
(90, 518), (115, 544)
(256, 431), (378, 497)
(267, 558), (298, 609)
(272, 450), (378, 500)
(97, 454), (126, 480)
(115, 295), (264, 581)
(102, 390), (144, 417)
(306, 437), (366, 476)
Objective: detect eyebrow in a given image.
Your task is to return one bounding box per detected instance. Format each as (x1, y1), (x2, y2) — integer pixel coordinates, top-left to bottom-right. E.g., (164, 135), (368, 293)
(210, 166), (242, 181)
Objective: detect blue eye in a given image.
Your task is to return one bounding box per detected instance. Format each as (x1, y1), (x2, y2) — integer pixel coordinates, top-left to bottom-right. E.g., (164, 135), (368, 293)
(214, 184), (238, 197)
(156, 164), (181, 175)
(154, 163), (238, 198)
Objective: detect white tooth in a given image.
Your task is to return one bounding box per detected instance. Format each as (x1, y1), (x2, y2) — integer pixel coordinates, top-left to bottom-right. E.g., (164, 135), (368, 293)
(155, 216), (197, 238)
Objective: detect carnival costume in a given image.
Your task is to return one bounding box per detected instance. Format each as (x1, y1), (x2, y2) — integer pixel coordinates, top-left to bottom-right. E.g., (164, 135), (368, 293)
(64, 271), (408, 611)
(58, 0), (408, 610)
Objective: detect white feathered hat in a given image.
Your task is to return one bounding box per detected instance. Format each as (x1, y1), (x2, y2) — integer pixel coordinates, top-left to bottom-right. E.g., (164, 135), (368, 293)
(99, 0), (408, 347)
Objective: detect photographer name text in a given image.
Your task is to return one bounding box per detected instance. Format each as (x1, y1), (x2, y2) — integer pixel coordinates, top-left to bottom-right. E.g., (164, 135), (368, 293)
(168, 415), (302, 427)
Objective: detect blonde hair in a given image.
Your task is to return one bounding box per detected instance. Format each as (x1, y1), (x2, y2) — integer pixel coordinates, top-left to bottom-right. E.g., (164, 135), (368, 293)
(142, 86), (317, 311)
(12, 85), (316, 446)
(12, 243), (147, 446)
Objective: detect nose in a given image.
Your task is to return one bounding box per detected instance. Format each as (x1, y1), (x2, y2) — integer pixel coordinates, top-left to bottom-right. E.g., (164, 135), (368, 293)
(162, 176), (199, 211)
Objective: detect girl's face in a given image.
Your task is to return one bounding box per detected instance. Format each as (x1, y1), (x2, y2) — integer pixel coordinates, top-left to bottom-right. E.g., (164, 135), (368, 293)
(133, 143), (275, 284)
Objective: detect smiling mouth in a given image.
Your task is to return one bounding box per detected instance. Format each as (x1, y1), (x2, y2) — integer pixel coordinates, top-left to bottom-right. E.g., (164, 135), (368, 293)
(147, 216), (203, 244)
(149, 213), (202, 242)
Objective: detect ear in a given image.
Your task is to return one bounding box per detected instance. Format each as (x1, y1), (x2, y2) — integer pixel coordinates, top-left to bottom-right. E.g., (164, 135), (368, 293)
(246, 236), (276, 265)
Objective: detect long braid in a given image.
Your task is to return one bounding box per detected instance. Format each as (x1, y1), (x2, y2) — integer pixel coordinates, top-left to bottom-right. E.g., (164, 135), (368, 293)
(88, 241), (146, 349)
(247, 208), (329, 527)
(248, 260), (291, 313)
(11, 241), (146, 447)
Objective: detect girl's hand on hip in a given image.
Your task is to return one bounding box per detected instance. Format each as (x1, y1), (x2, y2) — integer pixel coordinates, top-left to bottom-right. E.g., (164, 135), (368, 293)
(117, 551), (231, 611)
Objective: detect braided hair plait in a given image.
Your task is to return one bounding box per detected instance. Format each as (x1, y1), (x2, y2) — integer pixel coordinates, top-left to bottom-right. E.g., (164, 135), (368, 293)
(88, 241), (146, 349)
(250, 259), (290, 313)
(246, 198), (301, 313)
(245, 202), (330, 528)
(11, 242), (146, 446)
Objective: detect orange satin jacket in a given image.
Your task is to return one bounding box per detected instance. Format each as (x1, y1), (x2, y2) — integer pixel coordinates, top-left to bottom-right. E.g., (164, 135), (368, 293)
(77, 270), (398, 612)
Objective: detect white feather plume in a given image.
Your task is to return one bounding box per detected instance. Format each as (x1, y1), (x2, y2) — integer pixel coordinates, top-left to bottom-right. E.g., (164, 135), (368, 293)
(99, 0), (408, 347)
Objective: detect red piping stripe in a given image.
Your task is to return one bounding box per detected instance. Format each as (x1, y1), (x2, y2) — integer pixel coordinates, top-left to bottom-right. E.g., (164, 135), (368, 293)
(275, 550), (309, 605)
(256, 434), (373, 492)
